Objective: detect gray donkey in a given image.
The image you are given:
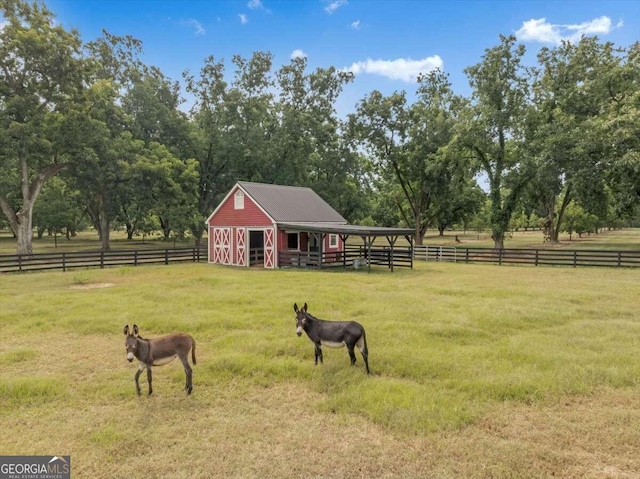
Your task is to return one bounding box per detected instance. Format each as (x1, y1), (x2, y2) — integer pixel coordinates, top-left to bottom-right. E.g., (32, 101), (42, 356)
(294, 303), (370, 374)
(123, 324), (196, 395)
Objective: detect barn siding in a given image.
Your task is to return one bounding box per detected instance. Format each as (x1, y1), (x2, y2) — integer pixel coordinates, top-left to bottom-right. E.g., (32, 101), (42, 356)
(208, 186), (272, 227)
(277, 230), (342, 254)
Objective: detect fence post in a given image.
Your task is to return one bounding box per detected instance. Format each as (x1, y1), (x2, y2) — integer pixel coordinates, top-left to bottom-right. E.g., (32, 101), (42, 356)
(18, 254), (22, 273)
(134, 251), (138, 266)
(465, 249), (469, 263)
(165, 249), (169, 265)
(498, 249), (503, 265)
(100, 251), (104, 268)
(535, 250), (539, 266)
(62, 253), (66, 272)
(573, 251), (577, 268)
(617, 251), (622, 267)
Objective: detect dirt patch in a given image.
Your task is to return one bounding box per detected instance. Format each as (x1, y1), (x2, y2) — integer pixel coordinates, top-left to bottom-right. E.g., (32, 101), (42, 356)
(69, 282), (115, 290)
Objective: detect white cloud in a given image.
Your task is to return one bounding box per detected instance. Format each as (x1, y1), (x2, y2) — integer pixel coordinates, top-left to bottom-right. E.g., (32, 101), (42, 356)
(290, 49), (307, 59)
(248, 0), (263, 9)
(351, 20), (360, 30)
(181, 18), (205, 36)
(515, 16), (620, 45)
(344, 55), (443, 83)
(325, 0), (347, 14)
(239, 13), (248, 25)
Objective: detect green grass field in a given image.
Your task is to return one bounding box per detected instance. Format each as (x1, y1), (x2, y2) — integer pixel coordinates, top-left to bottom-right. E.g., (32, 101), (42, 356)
(1, 259), (638, 478)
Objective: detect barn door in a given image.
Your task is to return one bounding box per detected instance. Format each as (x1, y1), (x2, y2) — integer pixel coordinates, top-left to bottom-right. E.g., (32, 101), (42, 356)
(221, 228), (231, 264)
(212, 228), (223, 263)
(264, 228), (275, 268)
(213, 227), (231, 265)
(235, 228), (246, 266)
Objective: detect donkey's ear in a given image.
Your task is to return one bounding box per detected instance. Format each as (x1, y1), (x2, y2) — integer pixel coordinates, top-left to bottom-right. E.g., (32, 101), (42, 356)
(132, 324), (139, 336)
(293, 303), (299, 313)
(123, 325), (130, 336)
(303, 303), (308, 312)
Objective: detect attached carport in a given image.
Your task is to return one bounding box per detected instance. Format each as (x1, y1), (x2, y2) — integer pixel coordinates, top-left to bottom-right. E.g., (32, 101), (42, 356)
(277, 222), (415, 272)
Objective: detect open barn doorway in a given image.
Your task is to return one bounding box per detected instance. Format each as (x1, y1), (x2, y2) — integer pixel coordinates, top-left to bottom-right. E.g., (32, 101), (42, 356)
(248, 230), (264, 267)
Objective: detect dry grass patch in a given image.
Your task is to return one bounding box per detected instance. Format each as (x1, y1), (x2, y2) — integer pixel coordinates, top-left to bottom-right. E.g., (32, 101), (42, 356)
(69, 282), (115, 290)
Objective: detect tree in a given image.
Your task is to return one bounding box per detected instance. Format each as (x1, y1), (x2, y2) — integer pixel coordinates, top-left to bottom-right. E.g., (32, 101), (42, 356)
(349, 69), (474, 244)
(274, 56), (368, 221)
(129, 143), (199, 241)
(119, 68), (194, 239)
(183, 56), (234, 245)
(0, 0), (87, 254)
(597, 41), (640, 220)
(460, 35), (533, 249)
(64, 31), (152, 251)
(348, 91), (419, 237)
(63, 78), (141, 250)
(32, 176), (82, 245)
(526, 37), (638, 243)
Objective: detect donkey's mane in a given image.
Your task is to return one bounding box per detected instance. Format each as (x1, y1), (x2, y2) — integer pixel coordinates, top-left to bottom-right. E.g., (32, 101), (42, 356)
(304, 312), (321, 321)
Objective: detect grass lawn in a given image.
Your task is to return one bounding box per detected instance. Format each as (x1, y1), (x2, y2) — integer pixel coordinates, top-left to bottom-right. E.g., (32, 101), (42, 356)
(1, 261), (639, 478)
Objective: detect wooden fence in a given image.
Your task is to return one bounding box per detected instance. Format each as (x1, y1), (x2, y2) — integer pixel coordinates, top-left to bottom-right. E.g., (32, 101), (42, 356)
(414, 245), (640, 268)
(278, 245), (413, 271)
(0, 246), (206, 273)
(4, 245), (637, 274)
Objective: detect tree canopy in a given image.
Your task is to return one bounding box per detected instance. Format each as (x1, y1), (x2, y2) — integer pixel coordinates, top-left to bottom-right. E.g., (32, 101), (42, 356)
(2, 0), (638, 254)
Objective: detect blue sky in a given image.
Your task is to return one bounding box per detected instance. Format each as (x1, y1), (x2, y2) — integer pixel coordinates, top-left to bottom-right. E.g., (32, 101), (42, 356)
(41, 0), (640, 115)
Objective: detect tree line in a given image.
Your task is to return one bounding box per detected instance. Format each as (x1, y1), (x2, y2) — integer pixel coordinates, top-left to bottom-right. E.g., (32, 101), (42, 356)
(1, 0), (638, 255)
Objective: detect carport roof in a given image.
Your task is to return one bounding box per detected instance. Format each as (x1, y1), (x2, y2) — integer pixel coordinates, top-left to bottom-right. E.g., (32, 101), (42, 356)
(277, 222), (415, 238)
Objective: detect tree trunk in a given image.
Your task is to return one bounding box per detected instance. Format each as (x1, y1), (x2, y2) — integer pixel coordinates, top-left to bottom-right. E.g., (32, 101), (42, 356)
(99, 213), (111, 251)
(15, 209), (35, 255)
(554, 187), (572, 242)
(191, 224), (205, 247)
(0, 160), (68, 255)
(125, 222), (135, 240)
(1, 194), (36, 256)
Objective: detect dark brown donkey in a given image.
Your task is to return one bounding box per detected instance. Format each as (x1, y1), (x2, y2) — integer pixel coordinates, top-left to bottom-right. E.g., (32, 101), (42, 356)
(123, 324), (196, 396)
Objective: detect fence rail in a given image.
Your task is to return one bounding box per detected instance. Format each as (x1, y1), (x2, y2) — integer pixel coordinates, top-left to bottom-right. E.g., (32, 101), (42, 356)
(278, 246), (413, 270)
(0, 246), (206, 273)
(414, 245), (640, 268)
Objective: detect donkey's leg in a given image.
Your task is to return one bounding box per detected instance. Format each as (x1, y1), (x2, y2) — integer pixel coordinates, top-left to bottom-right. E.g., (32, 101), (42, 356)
(146, 367), (153, 396)
(314, 344), (323, 365)
(179, 355), (193, 395)
(134, 367), (143, 396)
(347, 346), (357, 366)
(357, 336), (370, 374)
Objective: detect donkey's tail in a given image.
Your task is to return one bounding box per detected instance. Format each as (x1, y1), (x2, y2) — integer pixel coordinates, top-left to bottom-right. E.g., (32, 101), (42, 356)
(191, 337), (197, 365)
(363, 330), (369, 356)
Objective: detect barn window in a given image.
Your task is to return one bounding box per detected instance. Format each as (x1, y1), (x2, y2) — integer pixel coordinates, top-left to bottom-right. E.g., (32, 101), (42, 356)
(329, 234), (338, 248)
(287, 233), (299, 250)
(234, 191), (244, 210)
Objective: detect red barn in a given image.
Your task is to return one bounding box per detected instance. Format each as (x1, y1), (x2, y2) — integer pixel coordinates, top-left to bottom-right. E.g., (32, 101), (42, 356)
(206, 182), (348, 268)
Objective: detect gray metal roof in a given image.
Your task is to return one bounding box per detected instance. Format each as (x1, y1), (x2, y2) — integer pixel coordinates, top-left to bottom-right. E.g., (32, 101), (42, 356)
(277, 222), (415, 238)
(238, 182), (347, 223)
